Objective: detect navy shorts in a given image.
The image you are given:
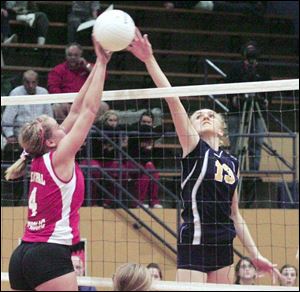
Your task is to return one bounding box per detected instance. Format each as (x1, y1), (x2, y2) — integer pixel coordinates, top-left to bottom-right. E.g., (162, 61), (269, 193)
(9, 241), (74, 290)
(177, 241), (234, 273)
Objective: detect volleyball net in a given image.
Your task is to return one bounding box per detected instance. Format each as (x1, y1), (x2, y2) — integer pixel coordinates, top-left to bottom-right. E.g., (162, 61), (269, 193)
(1, 79), (299, 290)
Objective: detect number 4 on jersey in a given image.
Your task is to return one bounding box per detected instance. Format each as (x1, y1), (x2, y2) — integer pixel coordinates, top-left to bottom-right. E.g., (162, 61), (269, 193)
(29, 187), (38, 217)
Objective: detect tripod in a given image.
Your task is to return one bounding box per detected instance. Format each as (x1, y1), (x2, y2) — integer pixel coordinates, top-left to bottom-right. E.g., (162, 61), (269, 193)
(232, 94), (294, 205)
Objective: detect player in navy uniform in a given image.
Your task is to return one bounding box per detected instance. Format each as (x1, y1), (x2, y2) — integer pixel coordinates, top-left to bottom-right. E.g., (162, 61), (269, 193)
(128, 29), (280, 283)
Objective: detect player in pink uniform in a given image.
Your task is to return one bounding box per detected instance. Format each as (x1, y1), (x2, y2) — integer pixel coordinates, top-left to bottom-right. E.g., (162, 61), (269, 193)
(5, 37), (111, 291)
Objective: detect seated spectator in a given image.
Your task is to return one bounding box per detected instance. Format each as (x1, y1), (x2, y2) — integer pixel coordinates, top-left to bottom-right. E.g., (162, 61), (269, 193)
(68, 1), (100, 43)
(139, 111), (155, 127)
(113, 263), (152, 291)
(95, 110), (128, 208)
(71, 255), (97, 291)
(234, 257), (257, 285)
(1, 2), (17, 44)
(78, 104), (110, 206)
(146, 263), (163, 281)
(2, 70), (53, 151)
(5, 1), (49, 45)
(1, 69), (53, 205)
(126, 111), (162, 208)
(48, 43), (94, 123)
(279, 264), (298, 287)
(129, 110), (162, 132)
(127, 124), (162, 209)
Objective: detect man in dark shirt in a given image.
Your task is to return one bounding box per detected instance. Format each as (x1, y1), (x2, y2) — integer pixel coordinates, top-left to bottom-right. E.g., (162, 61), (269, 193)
(225, 41), (271, 171)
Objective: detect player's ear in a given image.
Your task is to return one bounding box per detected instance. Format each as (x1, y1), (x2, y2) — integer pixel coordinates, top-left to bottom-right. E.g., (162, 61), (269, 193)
(45, 138), (56, 148)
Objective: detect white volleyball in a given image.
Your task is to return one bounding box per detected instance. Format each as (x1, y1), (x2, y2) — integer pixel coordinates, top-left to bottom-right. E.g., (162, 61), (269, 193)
(93, 9), (135, 52)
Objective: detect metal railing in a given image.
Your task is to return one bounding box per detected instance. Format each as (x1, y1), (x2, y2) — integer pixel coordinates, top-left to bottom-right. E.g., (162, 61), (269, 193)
(81, 126), (181, 255)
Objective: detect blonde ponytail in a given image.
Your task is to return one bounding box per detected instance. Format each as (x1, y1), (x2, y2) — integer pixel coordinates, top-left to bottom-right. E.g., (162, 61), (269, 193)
(5, 114), (53, 180)
(5, 155), (28, 181)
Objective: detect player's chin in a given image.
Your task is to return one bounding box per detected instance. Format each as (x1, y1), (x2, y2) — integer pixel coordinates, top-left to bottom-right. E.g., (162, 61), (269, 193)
(199, 127), (216, 136)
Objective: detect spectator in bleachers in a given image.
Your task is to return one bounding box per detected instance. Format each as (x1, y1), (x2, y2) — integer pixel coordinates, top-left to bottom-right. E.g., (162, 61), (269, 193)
(225, 40), (271, 171)
(278, 264), (298, 287)
(1, 1), (17, 44)
(78, 105), (110, 206)
(68, 1), (101, 43)
(48, 43), (93, 93)
(113, 263), (152, 291)
(146, 263), (163, 281)
(234, 257), (257, 285)
(1, 70), (53, 206)
(48, 43), (93, 123)
(95, 110), (128, 208)
(127, 112), (162, 209)
(139, 110), (154, 127)
(5, 1), (49, 45)
(2, 70), (53, 148)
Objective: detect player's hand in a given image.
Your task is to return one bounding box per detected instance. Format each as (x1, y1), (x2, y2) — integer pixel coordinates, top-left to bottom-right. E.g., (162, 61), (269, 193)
(127, 28), (153, 63)
(92, 34), (112, 65)
(79, 57), (91, 71)
(251, 254), (280, 279)
(270, 267), (288, 285)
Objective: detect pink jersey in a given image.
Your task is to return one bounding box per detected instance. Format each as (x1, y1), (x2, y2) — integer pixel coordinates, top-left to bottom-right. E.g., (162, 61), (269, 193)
(22, 151), (84, 245)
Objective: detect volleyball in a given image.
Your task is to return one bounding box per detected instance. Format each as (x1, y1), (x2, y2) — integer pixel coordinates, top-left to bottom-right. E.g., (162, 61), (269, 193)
(93, 9), (135, 52)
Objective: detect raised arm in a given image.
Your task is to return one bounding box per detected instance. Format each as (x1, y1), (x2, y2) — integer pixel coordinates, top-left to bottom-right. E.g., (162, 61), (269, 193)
(128, 29), (199, 157)
(59, 60), (98, 134)
(53, 37), (111, 180)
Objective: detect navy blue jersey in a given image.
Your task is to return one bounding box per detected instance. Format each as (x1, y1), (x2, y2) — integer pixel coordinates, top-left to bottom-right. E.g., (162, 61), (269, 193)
(179, 139), (239, 245)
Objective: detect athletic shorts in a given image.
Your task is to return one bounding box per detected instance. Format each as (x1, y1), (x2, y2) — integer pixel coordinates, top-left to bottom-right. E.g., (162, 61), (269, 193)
(177, 241), (234, 273)
(9, 241), (74, 290)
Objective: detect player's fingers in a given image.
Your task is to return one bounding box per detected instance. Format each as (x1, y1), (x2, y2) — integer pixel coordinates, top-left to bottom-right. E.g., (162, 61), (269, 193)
(135, 27), (143, 39)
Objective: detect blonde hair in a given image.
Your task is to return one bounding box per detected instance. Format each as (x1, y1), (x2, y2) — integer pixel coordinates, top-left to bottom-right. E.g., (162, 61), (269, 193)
(190, 109), (227, 146)
(99, 110), (119, 125)
(113, 263), (152, 291)
(5, 115), (53, 180)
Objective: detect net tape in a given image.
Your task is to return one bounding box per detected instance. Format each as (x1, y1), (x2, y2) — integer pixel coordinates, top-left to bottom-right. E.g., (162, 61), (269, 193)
(1, 273), (298, 291)
(1, 79), (298, 106)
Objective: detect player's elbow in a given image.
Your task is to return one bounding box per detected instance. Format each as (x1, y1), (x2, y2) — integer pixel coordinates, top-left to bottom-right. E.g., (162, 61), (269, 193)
(230, 206), (241, 223)
(82, 100), (100, 116)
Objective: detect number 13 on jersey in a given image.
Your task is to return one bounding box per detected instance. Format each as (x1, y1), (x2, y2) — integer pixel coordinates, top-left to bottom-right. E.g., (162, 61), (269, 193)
(214, 160), (236, 185)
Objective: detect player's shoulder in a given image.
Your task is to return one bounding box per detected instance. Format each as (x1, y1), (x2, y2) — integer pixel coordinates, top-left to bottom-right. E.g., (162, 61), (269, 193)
(222, 149), (238, 162)
(229, 154), (238, 161)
